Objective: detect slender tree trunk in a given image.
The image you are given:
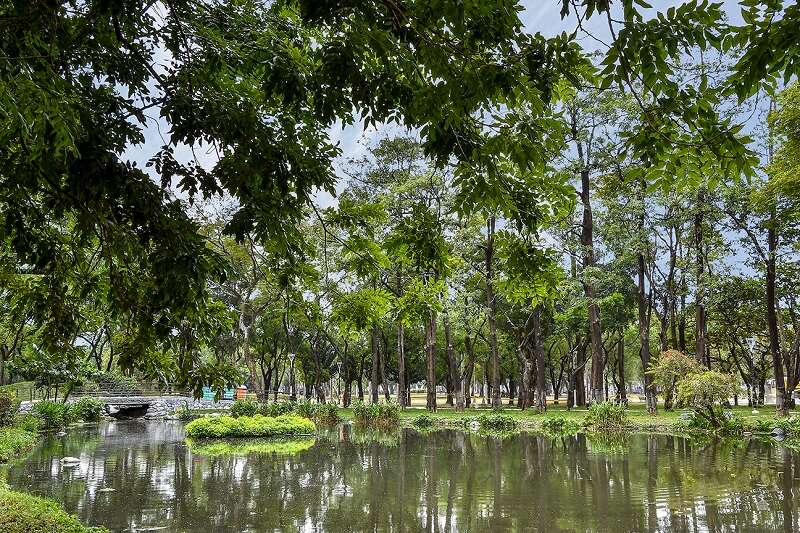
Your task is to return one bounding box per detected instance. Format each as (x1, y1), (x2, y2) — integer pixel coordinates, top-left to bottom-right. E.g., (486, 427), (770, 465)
(767, 208), (787, 414)
(485, 215), (501, 407)
(533, 306), (547, 412)
(425, 311), (438, 411)
(370, 324), (380, 403)
(694, 187), (707, 365)
(617, 334), (627, 405)
(379, 334), (390, 401)
(464, 335), (475, 408)
(444, 312), (464, 410)
(575, 339), (587, 407)
(397, 322), (406, 407)
(638, 250), (657, 413)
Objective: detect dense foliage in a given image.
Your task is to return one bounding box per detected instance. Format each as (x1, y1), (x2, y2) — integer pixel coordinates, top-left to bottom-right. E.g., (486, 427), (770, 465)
(1, 1), (799, 416)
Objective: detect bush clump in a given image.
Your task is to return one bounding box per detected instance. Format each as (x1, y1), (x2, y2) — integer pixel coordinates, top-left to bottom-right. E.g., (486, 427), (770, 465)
(585, 401), (628, 430)
(229, 398), (261, 418)
(0, 390), (19, 427)
(0, 428), (38, 463)
(260, 400), (296, 417)
(540, 415), (580, 435)
(477, 413), (518, 432)
(71, 398), (104, 422)
(312, 403), (342, 425)
(31, 400), (75, 430)
(184, 414), (315, 439)
(676, 410), (745, 436)
(352, 401), (400, 428)
(411, 413), (439, 430)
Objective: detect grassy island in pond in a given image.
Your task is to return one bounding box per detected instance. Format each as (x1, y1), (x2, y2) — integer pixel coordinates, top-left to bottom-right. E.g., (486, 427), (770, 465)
(186, 437), (315, 456)
(184, 414), (315, 439)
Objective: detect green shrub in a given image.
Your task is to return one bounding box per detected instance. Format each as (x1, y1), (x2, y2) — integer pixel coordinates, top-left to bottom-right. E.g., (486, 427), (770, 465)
(13, 414), (40, 433)
(313, 403), (341, 425)
(676, 410), (745, 436)
(71, 398), (103, 422)
(175, 405), (196, 422)
(294, 399), (315, 419)
(0, 390), (19, 427)
(748, 418), (774, 434)
(0, 481), (108, 532)
(32, 400), (75, 430)
(229, 398), (260, 418)
(352, 401), (400, 428)
(0, 428), (38, 463)
(184, 414), (315, 438)
(411, 413), (439, 430)
(260, 400), (295, 417)
(540, 415), (580, 434)
(586, 401), (628, 430)
(477, 413), (518, 432)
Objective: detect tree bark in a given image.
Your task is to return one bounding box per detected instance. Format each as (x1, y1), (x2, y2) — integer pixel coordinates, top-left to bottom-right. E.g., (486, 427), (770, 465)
(397, 322), (406, 407)
(370, 324), (380, 403)
(486, 215), (501, 407)
(617, 334), (627, 405)
(533, 306), (547, 412)
(638, 249), (657, 413)
(576, 136), (604, 403)
(767, 207), (787, 414)
(425, 311), (438, 411)
(444, 311), (464, 410)
(694, 187), (707, 365)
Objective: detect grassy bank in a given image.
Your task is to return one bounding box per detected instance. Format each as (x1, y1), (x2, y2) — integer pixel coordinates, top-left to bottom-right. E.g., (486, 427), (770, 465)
(0, 482), (107, 533)
(334, 402), (791, 434)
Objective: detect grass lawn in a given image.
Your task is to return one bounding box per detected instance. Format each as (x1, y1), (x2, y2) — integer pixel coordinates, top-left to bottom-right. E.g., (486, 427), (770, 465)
(335, 394), (788, 432)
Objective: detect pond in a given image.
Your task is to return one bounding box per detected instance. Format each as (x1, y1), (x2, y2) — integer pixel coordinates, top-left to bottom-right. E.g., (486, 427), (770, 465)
(1, 421), (799, 532)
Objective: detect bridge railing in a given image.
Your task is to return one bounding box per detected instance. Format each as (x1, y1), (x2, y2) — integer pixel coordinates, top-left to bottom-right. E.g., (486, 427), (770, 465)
(70, 382), (192, 398)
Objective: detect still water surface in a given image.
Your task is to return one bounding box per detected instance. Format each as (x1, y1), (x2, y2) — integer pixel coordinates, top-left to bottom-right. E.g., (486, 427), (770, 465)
(2, 421), (799, 532)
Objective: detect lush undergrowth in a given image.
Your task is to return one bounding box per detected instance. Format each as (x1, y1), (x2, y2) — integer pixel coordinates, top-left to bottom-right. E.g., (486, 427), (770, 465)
(184, 414), (315, 438)
(352, 401), (401, 428)
(186, 437), (315, 456)
(0, 427), (37, 463)
(0, 482), (107, 532)
(226, 399), (342, 425)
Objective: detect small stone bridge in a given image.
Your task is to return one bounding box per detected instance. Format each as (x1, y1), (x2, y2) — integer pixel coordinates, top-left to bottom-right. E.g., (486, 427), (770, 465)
(20, 394), (231, 419)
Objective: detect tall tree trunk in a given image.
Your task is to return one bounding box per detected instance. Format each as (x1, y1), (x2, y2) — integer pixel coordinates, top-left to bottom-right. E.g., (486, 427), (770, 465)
(397, 322), (406, 407)
(694, 187), (707, 365)
(638, 250), (657, 413)
(767, 207), (787, 415)
(425, 311), (438, 411)
(533, 306), (547, 412)
(617, 334), (627, 405)
(464, 335), (476, 407)
(370, 324), (380, 404)
(379, 334), (390, 401)
(576, 134), (604, 402)
(575, 338), (587, 407)
(444, 312), (464, 410)
(485, 215), (501, 407)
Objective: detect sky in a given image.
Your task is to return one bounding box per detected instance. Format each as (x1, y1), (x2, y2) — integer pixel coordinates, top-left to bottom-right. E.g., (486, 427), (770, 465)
(124, 0), (751, 211)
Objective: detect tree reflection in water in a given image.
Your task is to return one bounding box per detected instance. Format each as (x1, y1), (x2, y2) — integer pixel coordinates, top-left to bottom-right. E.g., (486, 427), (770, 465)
(1, 421), (798, 532)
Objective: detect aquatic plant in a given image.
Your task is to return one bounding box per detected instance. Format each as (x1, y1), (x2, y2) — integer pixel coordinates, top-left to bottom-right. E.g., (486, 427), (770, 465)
(585, 401), (628, 431)
(540, 415), (580, 435)
(31, 400), (76, 430)
(477, 413), (518, 432)
(184, 414), (315, 438)
(411, 413), (439, 430)
(352, 401), (400, 428)
(0, 481), (108, 532)
(71, 398), (104, 423)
